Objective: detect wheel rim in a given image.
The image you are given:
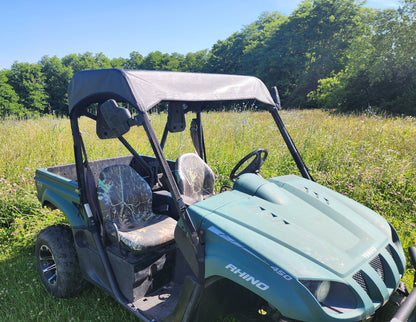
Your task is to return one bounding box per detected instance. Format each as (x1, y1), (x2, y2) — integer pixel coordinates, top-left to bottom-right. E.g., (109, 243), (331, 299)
(39, 244), (57, 285)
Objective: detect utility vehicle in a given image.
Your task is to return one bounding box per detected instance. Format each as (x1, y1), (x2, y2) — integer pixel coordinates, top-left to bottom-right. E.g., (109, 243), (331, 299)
(34, 69), (416, 321)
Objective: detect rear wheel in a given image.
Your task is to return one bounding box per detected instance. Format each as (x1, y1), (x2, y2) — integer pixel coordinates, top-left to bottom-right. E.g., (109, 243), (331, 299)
(35, 224), (86, 298)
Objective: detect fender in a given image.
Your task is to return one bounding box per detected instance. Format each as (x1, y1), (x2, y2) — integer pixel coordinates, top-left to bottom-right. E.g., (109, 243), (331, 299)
(35, 168), (84, 226)
(202, 225), (324, 321)
(41, 188), (84, 226)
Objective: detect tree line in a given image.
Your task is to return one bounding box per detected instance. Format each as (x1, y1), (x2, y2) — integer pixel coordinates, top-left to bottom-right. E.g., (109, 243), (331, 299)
(1, 0), (415, 117)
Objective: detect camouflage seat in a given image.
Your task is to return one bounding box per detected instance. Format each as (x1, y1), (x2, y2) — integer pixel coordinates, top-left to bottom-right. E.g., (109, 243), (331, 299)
(97, 165), (176, 252)
(175, 153), (215, 205)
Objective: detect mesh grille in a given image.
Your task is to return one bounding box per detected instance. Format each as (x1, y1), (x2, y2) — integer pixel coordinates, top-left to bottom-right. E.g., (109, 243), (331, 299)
(370, 255), (385, 281)
(353, 271), (369, 295)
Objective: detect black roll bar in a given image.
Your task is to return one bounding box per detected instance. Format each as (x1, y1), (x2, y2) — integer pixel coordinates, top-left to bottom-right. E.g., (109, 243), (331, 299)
(269, 87), (313, 181)
(141, 112), (205, 282)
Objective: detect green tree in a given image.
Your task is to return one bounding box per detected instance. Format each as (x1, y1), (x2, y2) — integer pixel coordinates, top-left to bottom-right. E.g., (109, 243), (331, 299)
(140, 51), (172, 70)
(62, 52), (111, 73)
(205, 12), (286, 75)
(0, 71), (25, 117)
(183, 50), (209, 72)
(387, 0), (416, 114)
(94, 52), (112, 69)
(40, 56), (73, 115)
(166, 52), (185, 71)
(313, 0), (416, 115)
(8, 62), (48, 114)
(255, 0), (364, 108)
(125, 51), (143, 69)
(205, 32), (248, 74)
(240, 12), (288, 76)
(110, 57), (127, 68)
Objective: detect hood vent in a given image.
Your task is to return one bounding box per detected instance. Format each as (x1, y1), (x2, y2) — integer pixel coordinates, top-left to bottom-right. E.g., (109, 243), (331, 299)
(353, 271), (369, 295)
(257, 207), (289, 225)
(386, 244), (405, 275)
(352, 269), (383, 304)
(369, 255), (385, 282)
(353, 250), (399, 306)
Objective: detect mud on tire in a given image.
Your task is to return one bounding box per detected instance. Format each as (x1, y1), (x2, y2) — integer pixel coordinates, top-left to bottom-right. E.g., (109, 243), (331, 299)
(35, 224), (86, 298)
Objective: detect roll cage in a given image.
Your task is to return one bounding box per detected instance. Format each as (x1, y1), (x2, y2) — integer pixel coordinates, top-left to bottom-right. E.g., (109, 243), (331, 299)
(68, 69), (312, 284)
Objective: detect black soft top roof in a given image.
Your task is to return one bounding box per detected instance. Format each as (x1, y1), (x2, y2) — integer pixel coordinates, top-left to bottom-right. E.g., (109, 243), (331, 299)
(68, 69), (276, 115)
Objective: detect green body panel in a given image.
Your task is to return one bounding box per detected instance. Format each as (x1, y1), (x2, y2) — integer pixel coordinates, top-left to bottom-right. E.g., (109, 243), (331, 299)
(188, 173), (405, 321)
(35, 168), (85, 227)
(34, 161), (406, 320)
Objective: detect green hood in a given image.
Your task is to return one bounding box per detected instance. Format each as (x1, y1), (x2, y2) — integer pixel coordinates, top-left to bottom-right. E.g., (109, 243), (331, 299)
(188, 174), (400, 279)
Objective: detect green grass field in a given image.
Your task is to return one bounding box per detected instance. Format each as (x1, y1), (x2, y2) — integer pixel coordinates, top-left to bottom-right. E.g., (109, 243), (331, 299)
(0, 110), (415, 321)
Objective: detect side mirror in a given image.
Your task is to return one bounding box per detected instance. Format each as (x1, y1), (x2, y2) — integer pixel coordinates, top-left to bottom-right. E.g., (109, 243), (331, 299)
(166, 102), (186, 133)
(96, 99), (132, 139)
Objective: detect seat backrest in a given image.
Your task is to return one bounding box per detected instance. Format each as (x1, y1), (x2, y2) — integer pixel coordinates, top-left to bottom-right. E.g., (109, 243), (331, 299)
(97, 164), (153, 230)
(175, 153), (215, 203)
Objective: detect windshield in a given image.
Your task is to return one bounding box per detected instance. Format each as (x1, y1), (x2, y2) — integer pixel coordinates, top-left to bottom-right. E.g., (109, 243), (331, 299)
(80, 101), (301, 191)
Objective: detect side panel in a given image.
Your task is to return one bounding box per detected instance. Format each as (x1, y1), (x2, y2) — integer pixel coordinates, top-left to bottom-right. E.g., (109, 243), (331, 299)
(203, 226), (323, 321)
(35, 168), (85, 226)
(202, 224), (371, 322)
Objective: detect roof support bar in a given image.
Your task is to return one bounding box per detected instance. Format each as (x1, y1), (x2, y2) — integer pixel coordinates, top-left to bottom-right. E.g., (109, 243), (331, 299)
(141, 112), (205, 282)
(270, 87), (313, 181)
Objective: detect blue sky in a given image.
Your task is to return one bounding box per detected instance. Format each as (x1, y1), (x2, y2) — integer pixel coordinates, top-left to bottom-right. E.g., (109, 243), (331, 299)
(0, 0), (401, 70)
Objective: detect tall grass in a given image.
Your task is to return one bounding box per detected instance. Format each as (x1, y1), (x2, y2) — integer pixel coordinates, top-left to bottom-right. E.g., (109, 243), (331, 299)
(0, 110), (415, 320)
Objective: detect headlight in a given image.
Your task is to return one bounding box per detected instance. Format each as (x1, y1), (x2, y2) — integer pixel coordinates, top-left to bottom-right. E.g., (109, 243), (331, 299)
(300, 280), (357, 314)
(301, 280), (331, 302)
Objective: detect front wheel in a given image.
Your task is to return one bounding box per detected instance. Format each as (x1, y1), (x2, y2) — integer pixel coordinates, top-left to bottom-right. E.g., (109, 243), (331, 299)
(35, 224), (86, 298)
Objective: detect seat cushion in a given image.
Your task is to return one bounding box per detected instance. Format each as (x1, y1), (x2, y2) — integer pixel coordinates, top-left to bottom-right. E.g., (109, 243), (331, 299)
(117, 215), (177, 252)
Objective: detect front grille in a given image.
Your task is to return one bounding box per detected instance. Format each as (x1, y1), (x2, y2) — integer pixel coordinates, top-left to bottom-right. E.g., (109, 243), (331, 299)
(385, 244), (405, 275)
(386, 244), (394, 258)
(353, 248), (404, 306)
(353, 271), (369, 295)
(370, 255), (385, 281)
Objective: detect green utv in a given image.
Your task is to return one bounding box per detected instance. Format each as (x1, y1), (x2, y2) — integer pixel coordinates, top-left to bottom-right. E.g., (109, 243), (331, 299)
(34, 69), (416, 321)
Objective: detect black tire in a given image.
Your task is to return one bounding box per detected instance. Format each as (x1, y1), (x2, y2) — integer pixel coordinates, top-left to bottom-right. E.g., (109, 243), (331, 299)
(35, 224), (86, 298)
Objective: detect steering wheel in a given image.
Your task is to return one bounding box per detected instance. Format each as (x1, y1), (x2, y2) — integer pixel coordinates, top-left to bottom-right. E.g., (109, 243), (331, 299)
(229, 149), (268, 181)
